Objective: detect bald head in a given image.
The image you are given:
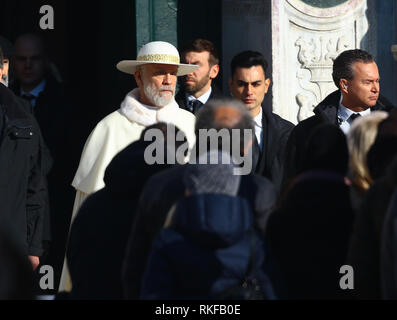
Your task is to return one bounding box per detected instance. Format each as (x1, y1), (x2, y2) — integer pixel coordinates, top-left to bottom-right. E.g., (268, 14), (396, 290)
(14, 33), (47, 91)
(194, 98), (254, 157)
(213, 105), (242, 128)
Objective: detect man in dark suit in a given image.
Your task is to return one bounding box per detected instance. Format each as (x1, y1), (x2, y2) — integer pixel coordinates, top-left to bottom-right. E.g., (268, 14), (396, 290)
(229, 51), (294, 193)
(175, 39), (224, 113)
(282, 49), (395, 191)
(0, 45), (46, 273)
(11, 33), (78, 293)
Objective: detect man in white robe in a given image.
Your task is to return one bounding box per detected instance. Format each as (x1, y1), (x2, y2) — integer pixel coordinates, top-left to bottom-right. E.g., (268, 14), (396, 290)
(59, 41), (198, 292)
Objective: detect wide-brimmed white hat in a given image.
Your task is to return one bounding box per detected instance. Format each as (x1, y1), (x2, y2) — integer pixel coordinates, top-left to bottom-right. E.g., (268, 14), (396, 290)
(116, 41), (198, 76)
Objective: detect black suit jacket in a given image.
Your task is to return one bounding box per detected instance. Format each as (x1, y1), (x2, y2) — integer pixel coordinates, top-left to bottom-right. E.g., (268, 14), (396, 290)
(11, 76), (81, 292)
(175, 85), (225, 114)
(252, 105), (294, 194)
(282, 90), (396, 193)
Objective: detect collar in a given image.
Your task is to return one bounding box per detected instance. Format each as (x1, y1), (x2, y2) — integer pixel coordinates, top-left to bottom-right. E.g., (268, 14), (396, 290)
(119, 88), (180, 127)
(20, 79), (46, 98)
(253, 107), (263, 128)
(338, 99), (371, 123)
(186, 86), (212, 105)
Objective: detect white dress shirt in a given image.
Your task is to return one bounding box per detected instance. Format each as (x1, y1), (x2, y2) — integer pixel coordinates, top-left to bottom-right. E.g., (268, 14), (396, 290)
(20, 79), (46, 107)
(186, 86), (212, 106)
(338, 103), (371, 134)
(253, 107), (263, 151)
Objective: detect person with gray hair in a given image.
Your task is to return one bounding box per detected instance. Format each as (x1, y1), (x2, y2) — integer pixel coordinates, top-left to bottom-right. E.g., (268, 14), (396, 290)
(140, 144), (276, 299)
(122, 98), (277, 299)
(192, 98), (254, 175)
(184, 150), (241, 196)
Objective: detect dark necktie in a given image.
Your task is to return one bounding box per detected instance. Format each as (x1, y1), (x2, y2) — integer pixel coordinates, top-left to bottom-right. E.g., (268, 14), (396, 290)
(21, 93), (35, 105)
(349, 113), (361, 123)
(191, 100), (203, 114)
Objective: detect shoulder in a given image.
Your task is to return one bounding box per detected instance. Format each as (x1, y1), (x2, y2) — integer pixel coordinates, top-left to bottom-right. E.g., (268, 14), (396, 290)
(141, 165), (185, 202)
(290, 113), (323, 138)
(88, 110), (144, 142)
(240, 174), (277, 208)
(95, 110), (131, 129)
(174, 107), (196, 122)
(262, 107), (294, 131)
(241, 174), (276, 197)
(209, 85), (226, 100)
(270, 112), (294, 132)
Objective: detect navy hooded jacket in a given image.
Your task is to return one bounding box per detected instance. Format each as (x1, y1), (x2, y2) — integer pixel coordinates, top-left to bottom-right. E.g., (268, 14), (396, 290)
(140, 194), (275, 300)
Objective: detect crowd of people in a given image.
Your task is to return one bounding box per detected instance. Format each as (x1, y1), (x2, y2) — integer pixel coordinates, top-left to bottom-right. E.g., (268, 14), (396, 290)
(0, 33), (397, 300)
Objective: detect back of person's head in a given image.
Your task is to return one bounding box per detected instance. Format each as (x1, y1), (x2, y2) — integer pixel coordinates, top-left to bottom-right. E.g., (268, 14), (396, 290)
(181, 39), (219, 66)
(194, 98), (254, 157)
(140, 121), (188, 161)
(367, 110), (397, 180)
(0, 226), (34, 300)
(230, 51), (268, 78)
(332, 49), (374, 89)
(347, 111), (388, 192)
(303, 124), (348, 175)
(184, 150), (241, 196)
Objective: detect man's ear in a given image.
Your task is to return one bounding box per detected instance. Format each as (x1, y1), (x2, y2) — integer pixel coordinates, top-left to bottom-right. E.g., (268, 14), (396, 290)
(134, 68), (143, 88)
(209, 64), (220, 79)
(2, 59), (9, 77)
(340, 79), (348, 94)
(264, 78), (271, 94)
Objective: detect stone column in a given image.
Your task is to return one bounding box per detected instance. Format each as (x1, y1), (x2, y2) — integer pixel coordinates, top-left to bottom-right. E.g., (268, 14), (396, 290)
(135, 0), (178, 52)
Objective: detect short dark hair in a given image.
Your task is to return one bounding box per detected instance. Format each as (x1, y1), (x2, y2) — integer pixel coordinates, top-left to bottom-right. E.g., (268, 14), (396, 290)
(181, 39), (219, 66)
(231, 51), (268, 78)
(332, 49), (375, 88)
(0, 46), (3, 69)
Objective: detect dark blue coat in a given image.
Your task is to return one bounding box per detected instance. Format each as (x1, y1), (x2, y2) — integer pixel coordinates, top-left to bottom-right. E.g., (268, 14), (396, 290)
(140, 194), (275, 300)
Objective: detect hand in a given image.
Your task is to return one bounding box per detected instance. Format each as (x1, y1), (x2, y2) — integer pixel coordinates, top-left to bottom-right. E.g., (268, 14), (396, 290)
(28, 255), (40, 271)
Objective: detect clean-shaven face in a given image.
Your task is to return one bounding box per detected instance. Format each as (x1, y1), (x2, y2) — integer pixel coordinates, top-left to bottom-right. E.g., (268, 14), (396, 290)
(229, 65), (270, 117)
(345, 61), (380, 109)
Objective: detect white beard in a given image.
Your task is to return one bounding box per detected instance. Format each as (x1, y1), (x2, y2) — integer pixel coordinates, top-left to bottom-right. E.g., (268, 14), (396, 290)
(144, 83), (174, 108)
